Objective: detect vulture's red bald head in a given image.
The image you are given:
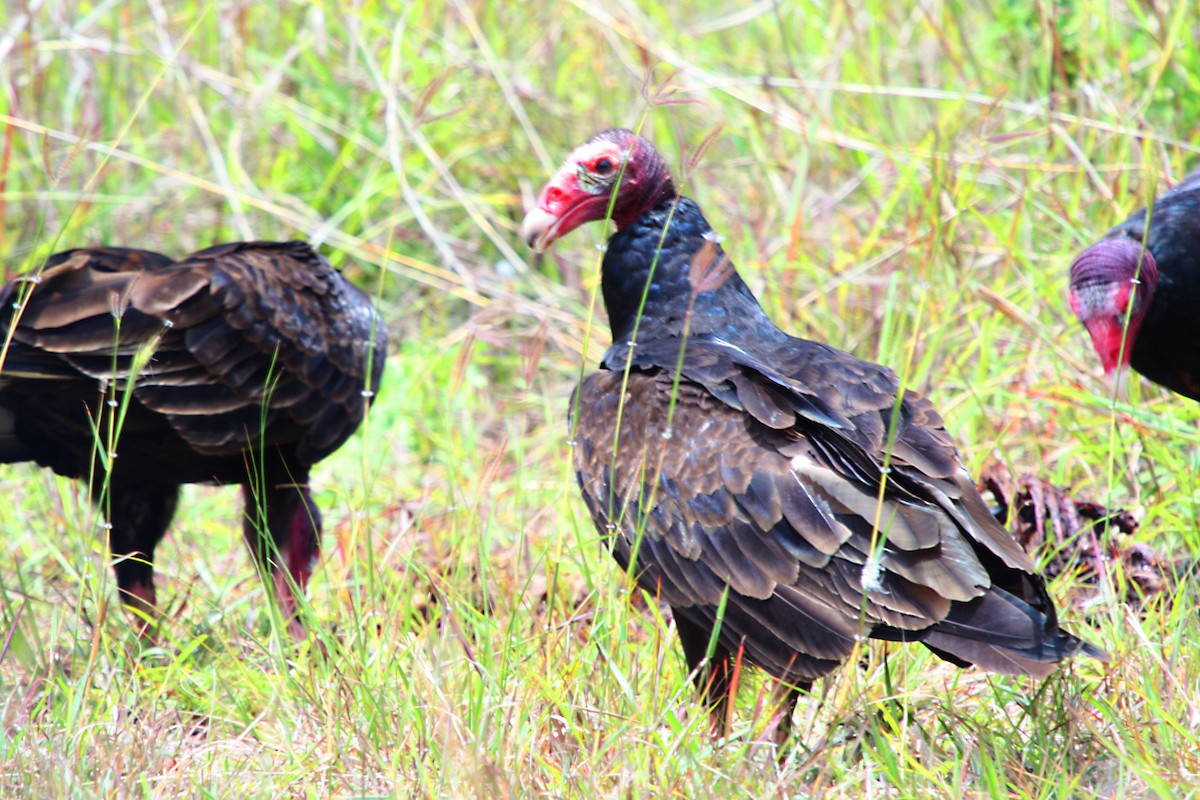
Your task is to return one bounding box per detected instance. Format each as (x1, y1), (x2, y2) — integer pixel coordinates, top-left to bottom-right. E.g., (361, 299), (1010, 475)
(1069, 236), (1159, 373)
(521, 129), (676, 252)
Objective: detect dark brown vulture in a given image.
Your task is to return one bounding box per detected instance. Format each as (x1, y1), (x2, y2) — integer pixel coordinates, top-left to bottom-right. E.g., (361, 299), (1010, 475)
(1070, 168), (1200, 399)
(0, 241), (386, 641)
(523, 129), (1102, 739)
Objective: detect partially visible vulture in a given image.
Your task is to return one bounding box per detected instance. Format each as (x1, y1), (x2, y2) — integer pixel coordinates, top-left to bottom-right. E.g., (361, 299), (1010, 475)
(523, 130), (1102, 739)
(0, 241), (386, 641)
(1070, 168), (1200, 399)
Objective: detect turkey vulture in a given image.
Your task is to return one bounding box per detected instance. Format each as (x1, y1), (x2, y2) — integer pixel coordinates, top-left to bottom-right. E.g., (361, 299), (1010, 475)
(523, 129), (1102, 739)
(0, 241), (386, 641)
(1069, 168), (1200, 399)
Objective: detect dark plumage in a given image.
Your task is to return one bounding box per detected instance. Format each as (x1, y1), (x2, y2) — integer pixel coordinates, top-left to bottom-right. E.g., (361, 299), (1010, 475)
(0, 241), (386, 641)
(524, 130), (1101, 738)
(1070, 168), (1200, 399)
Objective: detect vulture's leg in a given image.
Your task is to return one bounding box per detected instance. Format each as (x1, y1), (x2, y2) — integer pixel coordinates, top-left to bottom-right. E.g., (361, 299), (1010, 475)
(764, 678), (808, 749)
(675, 613), (736, 737)
(97, 482), (180, 637)
(242, 467), (320, 642)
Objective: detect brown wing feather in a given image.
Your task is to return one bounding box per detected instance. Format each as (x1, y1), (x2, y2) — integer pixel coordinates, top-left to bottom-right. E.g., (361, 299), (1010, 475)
(3, 241), (386, 466)
(573, 357), (1070, 684)
(770, 341), (1034, 572)
(608, 336), (1034, 573)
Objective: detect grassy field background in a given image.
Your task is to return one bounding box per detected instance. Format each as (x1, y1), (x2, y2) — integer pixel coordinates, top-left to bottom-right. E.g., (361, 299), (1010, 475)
(2, 1), (1199, 797)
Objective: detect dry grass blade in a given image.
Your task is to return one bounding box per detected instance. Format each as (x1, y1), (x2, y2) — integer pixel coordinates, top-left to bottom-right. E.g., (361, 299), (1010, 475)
(522, 319), (550, 388)
(682, 124), (723, 183)
(450, 327), (477, 397)
(687, 237), (734, 297)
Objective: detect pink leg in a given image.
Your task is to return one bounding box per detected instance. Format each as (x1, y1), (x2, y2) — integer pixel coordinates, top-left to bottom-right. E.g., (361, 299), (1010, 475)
(243, 479), (321, 643)
(275, 493), (320, 642)
(763, 680), (806, 749)
(120, 579), (159, 639)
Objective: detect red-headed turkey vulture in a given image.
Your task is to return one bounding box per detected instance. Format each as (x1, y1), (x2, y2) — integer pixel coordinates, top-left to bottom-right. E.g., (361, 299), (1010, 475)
(1070, 168), (1200, 399)
(523, 129), (1103, 738)
(0, 241), (386, 641)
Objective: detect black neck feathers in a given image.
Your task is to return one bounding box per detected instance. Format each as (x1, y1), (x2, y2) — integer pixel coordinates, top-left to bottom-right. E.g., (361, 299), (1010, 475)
(601, 197), (781, 347)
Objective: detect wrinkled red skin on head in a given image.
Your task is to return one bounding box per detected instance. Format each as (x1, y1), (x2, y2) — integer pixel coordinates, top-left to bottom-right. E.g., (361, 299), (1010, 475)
(1069, 236), (1159, 374)
(524, 130), (675, 250)
(1069, 281), (1141, 373)
(536, 139), (627, 218)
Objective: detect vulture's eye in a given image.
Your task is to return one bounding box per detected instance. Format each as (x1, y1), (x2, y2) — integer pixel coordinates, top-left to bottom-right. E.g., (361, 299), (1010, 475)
(594, 158), (613, 175)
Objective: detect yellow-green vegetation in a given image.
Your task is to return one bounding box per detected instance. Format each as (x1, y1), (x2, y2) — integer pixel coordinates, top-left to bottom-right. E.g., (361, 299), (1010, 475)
(2, 1), (1198, 797)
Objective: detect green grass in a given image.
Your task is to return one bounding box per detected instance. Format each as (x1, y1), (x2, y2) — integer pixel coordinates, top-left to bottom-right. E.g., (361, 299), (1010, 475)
(2, 0), (1200, 796)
